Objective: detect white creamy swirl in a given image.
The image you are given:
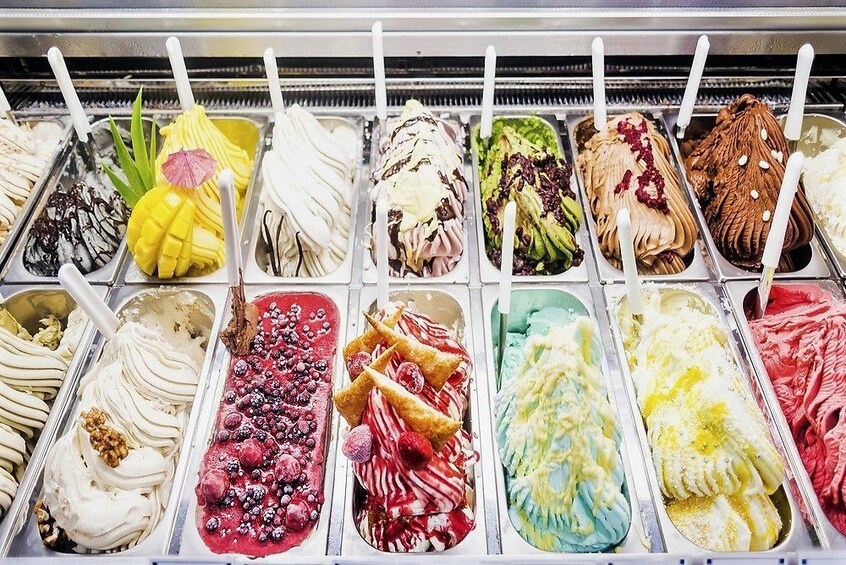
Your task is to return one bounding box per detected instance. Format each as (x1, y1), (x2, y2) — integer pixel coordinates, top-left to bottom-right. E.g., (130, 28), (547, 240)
(260, 104), (356, 277)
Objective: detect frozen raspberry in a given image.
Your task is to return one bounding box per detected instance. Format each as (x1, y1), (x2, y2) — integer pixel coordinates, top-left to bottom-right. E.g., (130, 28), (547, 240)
(395, 362), (424, 394)
(342, 425), (373, 463)
(345, 352), (372, 380)
(239, 438), (264, 468)
(223, 412), (242, 430)
(275, 454), (302, 483)
(285, 502), (309, 532)
(397, 432), (433, 470)
(200, 468), (230, 503)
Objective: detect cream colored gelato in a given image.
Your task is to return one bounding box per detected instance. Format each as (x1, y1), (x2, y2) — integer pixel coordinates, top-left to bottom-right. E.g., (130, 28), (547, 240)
(0, 304), (82, 518)
(803, 136), (846, 258)
(39, 290), (211, 552)
(0, 119), (63, 244)
(259, 104), (357, 277)
(617, 286), (784, 551)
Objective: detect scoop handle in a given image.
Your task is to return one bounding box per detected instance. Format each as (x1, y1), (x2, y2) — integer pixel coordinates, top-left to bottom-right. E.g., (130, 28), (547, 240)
(676, 35), (710, 139)
(591, 37), (607, 131)
(0, 82), (10, 114)
(498, 201), (517, 316)
(47, 47), (91, 142)
(784, 44), (814, 142)
(264, 47), (285, 116)
(166, 36), (195, 113)
(372, 22), (387, 123)
(617, 208), (643, 316)
(218, 169), (242, 287)
(480, 45), (497, 140)
(761, 152), (804, 268)
(376, 194), (390, 310)
(58, 264), (119, 340)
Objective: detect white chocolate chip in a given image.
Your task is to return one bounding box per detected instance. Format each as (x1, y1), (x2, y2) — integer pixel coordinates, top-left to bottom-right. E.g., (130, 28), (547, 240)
(776, 151), (783, 163)
(761, 128), (768, 140)
(751, 190), (760, 199)
(763, 210), (772, 221)
(738, 155), (749, 166)
(759, 160), (770, 170)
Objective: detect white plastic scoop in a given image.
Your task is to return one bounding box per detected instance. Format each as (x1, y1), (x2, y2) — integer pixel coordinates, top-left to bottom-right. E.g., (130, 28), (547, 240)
(751, 151), (805, 319)
(58, 263), (120, 341)
(497, 200), (517, 384)
(219, 169), (242, 288)
(264, 47), (285, 116)
(591, 37), (607, 131)
(166, 36), (196, 113)
(784, 44), (815, 154)
(376, 193), (389, 310)
(676, 35), (710, 139)
(47, 47), (92, 143)
(372, 22), (387, 123)
(617, 208), (643, 321)
(0, 82), (15, 124)
(480, 45), (497, 140)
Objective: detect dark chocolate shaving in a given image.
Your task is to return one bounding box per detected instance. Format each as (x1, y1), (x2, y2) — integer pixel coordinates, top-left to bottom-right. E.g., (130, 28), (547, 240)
(220, 271), (259, 356)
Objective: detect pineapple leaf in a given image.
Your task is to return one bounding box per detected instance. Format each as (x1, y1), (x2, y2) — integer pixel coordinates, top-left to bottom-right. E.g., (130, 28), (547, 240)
(102, 164), (141, 207)
(130, 87), (153, 190)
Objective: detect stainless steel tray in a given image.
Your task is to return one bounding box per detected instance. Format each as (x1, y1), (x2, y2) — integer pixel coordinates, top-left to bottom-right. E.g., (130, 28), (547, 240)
(171, 285), (348, 559)
(3, 117), (137, 285)
(566, 111), (714, 284)
(361, 112), (471, 285)
(480, 283), (659, 555)
(338, 285), (489, 555)
(4, 284), (228, 558)
(0, 283), (103, 555)
(726, 278), (846, 550)
(0, 117), (74, 277)
(782, 112), (846, 281)
(469, 113), (593, 284)
(603, 281), (818, 554)
(119, 114), (269, 285)
(243, 114), (366, 286)
(663, 111), (833, 282)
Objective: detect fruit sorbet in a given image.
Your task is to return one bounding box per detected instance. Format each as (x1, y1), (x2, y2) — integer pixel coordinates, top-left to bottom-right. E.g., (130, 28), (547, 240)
(195, 292), (339, 557)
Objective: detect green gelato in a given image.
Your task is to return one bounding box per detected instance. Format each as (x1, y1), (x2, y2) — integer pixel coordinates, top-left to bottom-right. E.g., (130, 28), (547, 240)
(476, 116), (584, 275)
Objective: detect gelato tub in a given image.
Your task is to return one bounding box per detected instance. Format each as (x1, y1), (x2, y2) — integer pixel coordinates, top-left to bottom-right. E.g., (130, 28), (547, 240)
(174, 286), (346, 558)
(338, 286), (487, 555)
(482, 284), (658, 554)
(666, 101), (832, 281)
(568, 111), (712, 283)
(119, 112), (267, 285)
(605, 282), (816, 553)
(470, 114), (592, 284)
(244, 112), (365, 285)
(727, 279), (846, 549)
(5, 285), (226, 557)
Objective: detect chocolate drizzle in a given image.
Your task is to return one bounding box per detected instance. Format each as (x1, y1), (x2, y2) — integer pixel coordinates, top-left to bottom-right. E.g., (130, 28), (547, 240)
(24, 180), (129, 277)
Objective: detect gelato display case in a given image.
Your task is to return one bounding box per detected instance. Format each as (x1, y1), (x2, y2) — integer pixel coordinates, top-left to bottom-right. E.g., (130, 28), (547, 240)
(3, 2), (846, 564)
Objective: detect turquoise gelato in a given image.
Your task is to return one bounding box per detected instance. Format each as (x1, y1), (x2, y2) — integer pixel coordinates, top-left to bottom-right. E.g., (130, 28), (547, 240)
(494, 300), (630, 552)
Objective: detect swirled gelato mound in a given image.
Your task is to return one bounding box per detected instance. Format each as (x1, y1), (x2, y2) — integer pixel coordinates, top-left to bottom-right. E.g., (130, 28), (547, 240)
(803, 137), (846, 258)
(36, 290), (212, 552)
(0, 304), (83, 518)
(683, 94), (815, 271)
(370, 100), (468, 277)
(476, 116), (584, 275)
(576, 113), (697, 275)
(0, 119), (63, 244)
(616, 286), (784, 551)
(24, 180), (129, 277)
(748, 284), (846, 534)
(496, 306), (630, 552)
(259, 105), (357, 277)
(196, 292), (339, 557)
(334, 302), (475, 552)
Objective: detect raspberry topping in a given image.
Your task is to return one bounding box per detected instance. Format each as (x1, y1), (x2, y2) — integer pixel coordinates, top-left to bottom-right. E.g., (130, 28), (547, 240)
(615, 118), (670, 214)
(346, 352), (372, 380)
(200, 469), (230, 503)
(239, 438), (264, 468)
(397, 431), (434, 470)
(342, 425), (373, 463)
(274, 454), (302, 483)
(395, 361), (424, 394)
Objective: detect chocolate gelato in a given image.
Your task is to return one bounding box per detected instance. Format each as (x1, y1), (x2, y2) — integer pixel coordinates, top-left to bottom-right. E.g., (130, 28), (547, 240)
(576, 113), (698, 275)
(683, 94), (815, 271)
